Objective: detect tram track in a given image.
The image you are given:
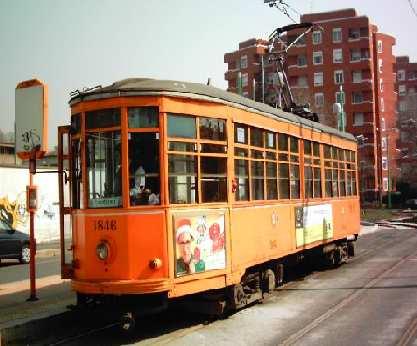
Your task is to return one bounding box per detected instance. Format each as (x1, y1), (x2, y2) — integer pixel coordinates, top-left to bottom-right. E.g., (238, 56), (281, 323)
(278, 242), (417, 345)
(13, 229), (416, 345)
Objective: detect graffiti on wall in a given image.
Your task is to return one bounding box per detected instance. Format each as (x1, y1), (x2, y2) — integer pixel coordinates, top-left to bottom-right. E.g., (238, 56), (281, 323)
(0, 194), (27, 229)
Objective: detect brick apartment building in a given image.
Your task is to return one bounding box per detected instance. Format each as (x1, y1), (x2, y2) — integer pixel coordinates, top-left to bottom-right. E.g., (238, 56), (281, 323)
(395, 56), (417, 188)
(224, 8), (398, 203)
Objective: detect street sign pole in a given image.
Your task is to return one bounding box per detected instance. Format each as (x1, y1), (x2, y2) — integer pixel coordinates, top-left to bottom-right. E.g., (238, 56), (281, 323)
(15, 79), (48, 302)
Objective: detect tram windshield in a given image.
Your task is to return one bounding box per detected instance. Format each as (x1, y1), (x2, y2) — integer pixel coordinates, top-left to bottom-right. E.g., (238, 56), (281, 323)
(86, 131), (122, 208)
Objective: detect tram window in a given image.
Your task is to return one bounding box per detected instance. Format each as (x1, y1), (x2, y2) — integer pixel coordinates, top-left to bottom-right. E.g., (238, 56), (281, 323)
(128, 107), (159, 128)
(278, 134), (288, 151)
(340, 170), (346, 197)
(305, 166), (313, 199)
(235, 159), (249, 201)
(71, 139), (82, 209)
(168, 142), (196, 152)
(201, 157), (227, 203)
(86, 108), (120, 129)
(290, 165), (300, 198)
(332, 169), (339, 196)
(278, 163), (289, 199)
(71, 113), (81, 134)
(251, 128), (264, 147)
(346, 171), (352, 195)
(167, 114), (196, 138)
(235, 148), (248, 157)
(313, 167), (322, 198)
(290, 137), (299, 153)
(313, 142), (320, 157)
(168, 154), (197, 204)
(266, 162), (278, 199)
(251, 161), (264, 200)
(251, 149), (264, 159)
(200, 144), (227, 153)
(128, 133), (160, 206)
(200, 117), (226, 141)
(266, 132), (276, 149)
(325, 169), (333, 197)
(86, 131), (122, 208)
(324, 145), (331, 159)
(304, 140), (312, 155)
(234, 124), (248, 144)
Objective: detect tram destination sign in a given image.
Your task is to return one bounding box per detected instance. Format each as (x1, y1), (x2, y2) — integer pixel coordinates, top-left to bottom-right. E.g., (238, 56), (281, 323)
(15, 79), (48, 156)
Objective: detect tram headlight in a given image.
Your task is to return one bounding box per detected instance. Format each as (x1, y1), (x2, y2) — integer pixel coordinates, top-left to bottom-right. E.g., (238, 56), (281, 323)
(96, 241), (109, 261)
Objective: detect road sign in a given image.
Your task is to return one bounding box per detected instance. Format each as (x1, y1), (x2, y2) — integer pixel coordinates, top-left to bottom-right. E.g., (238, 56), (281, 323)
(15, 79), (48, 159)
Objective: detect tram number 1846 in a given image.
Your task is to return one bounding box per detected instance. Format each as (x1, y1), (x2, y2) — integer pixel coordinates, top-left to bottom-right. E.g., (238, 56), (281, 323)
(94, 219), (117, 231)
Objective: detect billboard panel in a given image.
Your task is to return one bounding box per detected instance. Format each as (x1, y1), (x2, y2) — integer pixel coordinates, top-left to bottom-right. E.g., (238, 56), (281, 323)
(15, 80), (47, 154)
(173, 210), (226, 277)
(295, 204), (333, 247)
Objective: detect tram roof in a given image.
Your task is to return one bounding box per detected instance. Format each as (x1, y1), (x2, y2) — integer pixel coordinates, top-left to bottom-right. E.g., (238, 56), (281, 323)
(70, 78), (355, 142)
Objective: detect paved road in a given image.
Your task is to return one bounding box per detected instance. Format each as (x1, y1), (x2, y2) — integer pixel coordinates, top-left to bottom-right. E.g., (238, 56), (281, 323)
(16, 227), (417, 345)
(0, 256), (60, 285)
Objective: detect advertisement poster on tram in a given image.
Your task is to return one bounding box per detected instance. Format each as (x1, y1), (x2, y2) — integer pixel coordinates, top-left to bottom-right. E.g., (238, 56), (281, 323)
(173, 211), (226, 277)
(295, 204), (333, 247)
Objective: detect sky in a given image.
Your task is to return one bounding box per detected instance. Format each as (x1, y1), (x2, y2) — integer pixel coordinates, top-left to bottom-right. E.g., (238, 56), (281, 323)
(1, 0), (416, 149)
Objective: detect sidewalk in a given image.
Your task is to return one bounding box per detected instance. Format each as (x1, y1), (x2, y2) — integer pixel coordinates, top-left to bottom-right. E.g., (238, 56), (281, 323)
(0, 274), (75, 344)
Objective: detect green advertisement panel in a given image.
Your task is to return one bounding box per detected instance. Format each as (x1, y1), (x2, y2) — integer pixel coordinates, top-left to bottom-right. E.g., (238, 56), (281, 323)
(295, 204), (333, 247)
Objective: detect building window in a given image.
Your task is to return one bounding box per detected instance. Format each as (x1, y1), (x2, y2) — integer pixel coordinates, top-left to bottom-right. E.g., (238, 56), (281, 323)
(377, 40), (383, 53)
(348, 28), (360, 40)
(241, 73), (248, 87)
(382, 137), (387, 151)
(333, 48), (343, 63)
(240, 55), (248, 69)
(378, 59), (383, 74)
(298, 76), (308, 87)
(379, 78), (383, 92)
(334, 70), (344, 84)
(315, 93), (324, 107)
(297, 55), (307, 66)
(314, 72), (323, 86)
(313, 51), (323, 65)
(383, 177), (389, 191)
(382, 157), (388, 171)
(312, 31), (322, 44)
(399, 84), (406, 96)
(352, 71), (362, 83)
(381, 118), (386, 131)
(335, 91), (345, 104)
(350, 49), (361, 62)
(399, 100), (407, 112)
(352, 92), (364, 104)
(353, 112), (364, 126)
(333, 28), (342, 43)
(380, 98), (385, 112)
(397, 70), (406, 81)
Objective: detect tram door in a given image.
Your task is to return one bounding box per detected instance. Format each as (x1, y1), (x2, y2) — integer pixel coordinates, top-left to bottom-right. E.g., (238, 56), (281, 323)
(58, 126), (73, 278)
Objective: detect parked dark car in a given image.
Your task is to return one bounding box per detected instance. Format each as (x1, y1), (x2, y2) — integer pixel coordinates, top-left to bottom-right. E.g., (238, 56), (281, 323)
(0, 219), (30, 264)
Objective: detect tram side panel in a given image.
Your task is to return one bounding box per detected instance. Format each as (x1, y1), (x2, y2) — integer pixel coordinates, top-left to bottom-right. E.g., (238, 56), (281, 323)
(229, 205), (295, 274)
(331, 198), (360, 240)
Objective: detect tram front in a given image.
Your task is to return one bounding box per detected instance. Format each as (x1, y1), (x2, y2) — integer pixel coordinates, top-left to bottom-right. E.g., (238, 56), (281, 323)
(58, 100), (170, 307)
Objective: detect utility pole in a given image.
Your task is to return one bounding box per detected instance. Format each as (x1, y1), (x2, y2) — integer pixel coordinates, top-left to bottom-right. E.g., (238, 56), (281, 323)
(387, 134), (392, 208)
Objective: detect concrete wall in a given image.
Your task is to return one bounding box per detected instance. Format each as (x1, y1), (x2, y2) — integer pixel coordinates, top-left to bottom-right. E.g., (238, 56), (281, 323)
(0, 166), (59, 243)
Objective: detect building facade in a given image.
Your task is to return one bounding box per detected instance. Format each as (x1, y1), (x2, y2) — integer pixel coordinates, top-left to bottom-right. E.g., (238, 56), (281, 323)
(395, 56), (417, 188)
(224, 8), (398, 203)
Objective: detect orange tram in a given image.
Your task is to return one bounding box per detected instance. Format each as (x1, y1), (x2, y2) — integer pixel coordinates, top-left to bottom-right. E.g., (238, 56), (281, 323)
(58, 78), (360, 323)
